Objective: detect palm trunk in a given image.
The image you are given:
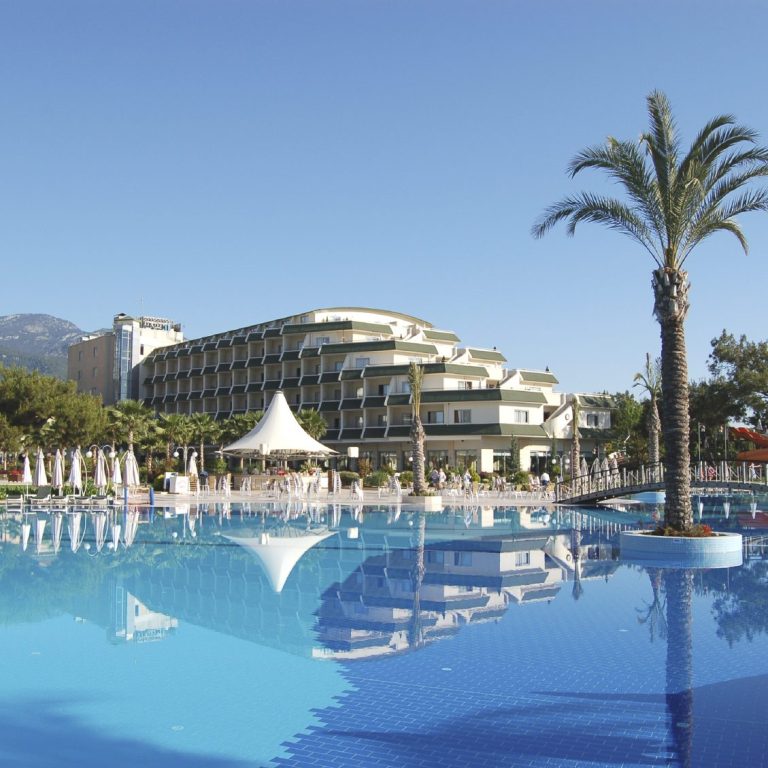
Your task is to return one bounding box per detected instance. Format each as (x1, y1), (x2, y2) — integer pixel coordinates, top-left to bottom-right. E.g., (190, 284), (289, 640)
(648, 395), (661, 465)
(411, 417), (427, 495)
(654, 266), (692, 531)
(570, 399), (581, 493)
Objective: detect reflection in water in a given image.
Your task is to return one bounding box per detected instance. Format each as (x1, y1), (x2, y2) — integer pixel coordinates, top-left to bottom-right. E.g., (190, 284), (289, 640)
(664, 569), (694, 768)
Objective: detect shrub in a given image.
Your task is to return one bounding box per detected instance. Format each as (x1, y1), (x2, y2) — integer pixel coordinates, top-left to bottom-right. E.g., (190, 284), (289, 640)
(153, 475), (166, 493)
(338, 470), (360, 488)
(399, 470), (413, 486)
(512, 470), (530, 488)
(363, 470), (391, 489)
(650, 524), (714, 537)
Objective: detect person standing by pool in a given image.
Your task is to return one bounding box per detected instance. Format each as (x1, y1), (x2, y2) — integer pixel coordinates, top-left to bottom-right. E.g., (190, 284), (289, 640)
(540, 470), (550, 491)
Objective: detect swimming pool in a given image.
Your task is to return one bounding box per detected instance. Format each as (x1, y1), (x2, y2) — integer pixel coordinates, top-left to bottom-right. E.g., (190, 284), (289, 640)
(1, 500), (766, 766)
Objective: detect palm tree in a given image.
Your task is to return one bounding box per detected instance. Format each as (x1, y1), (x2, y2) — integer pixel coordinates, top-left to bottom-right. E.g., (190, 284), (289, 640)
(570, 396), (581, 493)
(296, 409), (328, 441)
(107, 400), (153, 453)
(159, 413), (193, 469)
(408, 363), (427, 495)
(533, 91), (768, 531)
(634, 353), (662, 476)
(189, 413), (220, 470)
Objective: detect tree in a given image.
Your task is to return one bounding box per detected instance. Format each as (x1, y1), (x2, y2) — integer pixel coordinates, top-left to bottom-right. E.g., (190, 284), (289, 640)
(533, 91), (768, 531)
(606, 391), (646, 466)
(158, 413), (193, 469)
(0, 365), (104, 451)
(189, 412), (220, 469)
(107, 400), (153, 453)
(708, 330), (768, 428)
(570, 396), (581, 490)
(296, 409), (328, 441)
(408, 363), (427, 495)
(633, 354), (662, 472)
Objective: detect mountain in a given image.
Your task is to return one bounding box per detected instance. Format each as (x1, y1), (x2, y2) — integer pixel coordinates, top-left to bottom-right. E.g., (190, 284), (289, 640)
(0, 314), (90, 378)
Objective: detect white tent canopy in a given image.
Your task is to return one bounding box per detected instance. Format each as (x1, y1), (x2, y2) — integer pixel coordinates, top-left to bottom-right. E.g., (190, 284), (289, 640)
(223, 391), (336, 457)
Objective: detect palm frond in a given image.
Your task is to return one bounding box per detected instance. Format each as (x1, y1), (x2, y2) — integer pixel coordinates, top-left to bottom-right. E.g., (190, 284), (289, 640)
(569, 139), (667, 243)
(680, 216), (749, 264)
(641, 91), (680, 226)
(532, 192), (662, 263)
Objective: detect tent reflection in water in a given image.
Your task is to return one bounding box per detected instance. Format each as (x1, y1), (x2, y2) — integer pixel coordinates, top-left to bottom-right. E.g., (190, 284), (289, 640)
(225, 525), (334, 593)
(223, 390), (336, 464)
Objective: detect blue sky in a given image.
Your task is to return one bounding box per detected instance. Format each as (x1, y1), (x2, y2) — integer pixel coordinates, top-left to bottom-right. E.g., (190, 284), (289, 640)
(2, 0), (768, 394)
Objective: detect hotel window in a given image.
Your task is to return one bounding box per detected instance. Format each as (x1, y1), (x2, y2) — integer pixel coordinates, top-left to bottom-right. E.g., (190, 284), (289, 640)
(92, 367), (98, 377)
(356, 386), (364, 398)
(458, 380), (473, 390)
(453, 551), (472, 566)
(403, 414), (413, 425)
(317, 336), (330, 345)
(334, 361), (343, 371)
(378, 383), (389, 395)
(514, 410), (529, 424)
(77, 371), (82, 380)
(454, 409), (471, 424)
(426, 550), (444, 564)
(586, 413), (599, 427)
(377, 414), (388, 426)
(515, 551), (531, 567)
(426, 410), (444, 424)
(401, 382), (411, 394)
(355, 357), (370, 369)
(78, 350), (83, 361)
(92, 347), (97, 357)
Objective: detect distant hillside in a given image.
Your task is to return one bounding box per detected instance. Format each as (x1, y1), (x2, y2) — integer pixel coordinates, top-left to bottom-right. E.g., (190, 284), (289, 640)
(0, 313), (90, 378)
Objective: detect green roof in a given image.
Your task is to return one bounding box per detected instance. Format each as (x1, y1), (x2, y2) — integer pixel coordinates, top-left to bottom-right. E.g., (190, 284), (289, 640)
(319, 340), (438, 356)
(577, 394), (615, 408)
(519, 370), (559, 384)
(423, 329), (460, 343)
(467, 348), (507, 363)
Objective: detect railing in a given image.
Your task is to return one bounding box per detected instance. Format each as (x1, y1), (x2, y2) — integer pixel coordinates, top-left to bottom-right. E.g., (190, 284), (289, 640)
(555, 460), (768, 502)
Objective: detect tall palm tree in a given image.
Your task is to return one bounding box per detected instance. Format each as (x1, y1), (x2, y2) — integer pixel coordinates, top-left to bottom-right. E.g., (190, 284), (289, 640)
(408, 363), (427, 495)
(533, 91), (768, 531)
(159, 413), (193, 469)
(189, 412), (220, 470)
(634, 353), (662, 475)
(570, 396), (581, 493)
(107, 400), (153, 453)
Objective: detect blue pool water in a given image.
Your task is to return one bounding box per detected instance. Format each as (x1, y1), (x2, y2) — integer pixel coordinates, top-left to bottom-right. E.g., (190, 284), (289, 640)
(1, 499), (767, 767)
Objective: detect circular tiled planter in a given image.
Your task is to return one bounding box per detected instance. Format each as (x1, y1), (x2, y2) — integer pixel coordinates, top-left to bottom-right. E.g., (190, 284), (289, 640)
(620, 530), (743, 569)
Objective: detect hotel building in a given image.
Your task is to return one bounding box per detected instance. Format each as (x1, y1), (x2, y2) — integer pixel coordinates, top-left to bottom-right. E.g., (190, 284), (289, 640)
(68, 313), (183, 405)
(142, 307), (612, 473)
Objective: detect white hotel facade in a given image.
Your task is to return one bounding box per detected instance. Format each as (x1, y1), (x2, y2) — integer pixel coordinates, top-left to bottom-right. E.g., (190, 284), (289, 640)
(142, 307), (613, 474)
